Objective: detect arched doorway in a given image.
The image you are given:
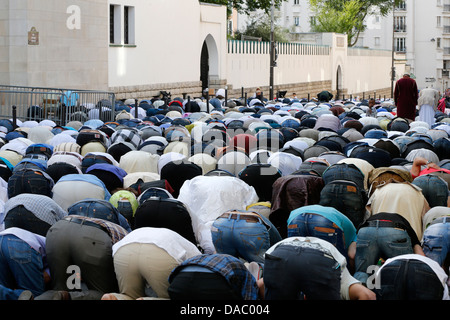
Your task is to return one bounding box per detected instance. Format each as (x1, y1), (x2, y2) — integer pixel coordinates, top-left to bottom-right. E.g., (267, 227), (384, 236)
(200, 34), (219, 95)
(336, 65), (343, 100)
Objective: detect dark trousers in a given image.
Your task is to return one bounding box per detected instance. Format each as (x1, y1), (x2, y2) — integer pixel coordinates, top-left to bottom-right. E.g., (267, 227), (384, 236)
(7, 169), (52, 199)
(4, 205), (51, 237)
(376, 258), (444, 300)
(264, 245), (341, 300)
(133, 199), (197, 244)
(168, 270), (242, 300)
(45, 219), (118, 297)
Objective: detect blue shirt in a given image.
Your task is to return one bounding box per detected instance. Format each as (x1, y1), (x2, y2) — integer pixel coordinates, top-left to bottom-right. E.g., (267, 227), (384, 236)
(288, 205), (357, 249)
(57, 174), (112, 200)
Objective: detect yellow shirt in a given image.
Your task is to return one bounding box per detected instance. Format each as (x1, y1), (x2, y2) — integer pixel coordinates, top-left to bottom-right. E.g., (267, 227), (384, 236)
(367, 181), (429, 240)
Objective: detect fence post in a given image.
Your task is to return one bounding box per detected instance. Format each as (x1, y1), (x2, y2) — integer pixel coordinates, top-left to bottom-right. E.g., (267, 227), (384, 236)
(135, 99), (138, 118)
(12, 106), (17, 129)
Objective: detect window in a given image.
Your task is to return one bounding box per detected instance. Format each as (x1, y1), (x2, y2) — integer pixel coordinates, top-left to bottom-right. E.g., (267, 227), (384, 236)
(124, 6), (135, 45)
(437, 37), (442, 48)
(438, 16), (442, 27)
(374, 37), (380, 46)
(294, 0), (300, 4)
(109, 5), (115, 43)
(310, 16), (316, 27)
(109, 4), (121, 44)
(124, 6), (129, 44)
(294, 16), (300, 26)
(227, 19), (233, 35)
(395, 37), (406, 52)
(396, 1), (406, 10)
(110, 4), (135, 46)
(394, 16), (406, 32)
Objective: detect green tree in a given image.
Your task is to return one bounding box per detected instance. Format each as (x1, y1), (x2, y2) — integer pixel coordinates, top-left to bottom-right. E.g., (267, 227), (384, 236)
(201, 0), (287, 16)
(231, 12), (290, 42)
(310, 0), (401, 47)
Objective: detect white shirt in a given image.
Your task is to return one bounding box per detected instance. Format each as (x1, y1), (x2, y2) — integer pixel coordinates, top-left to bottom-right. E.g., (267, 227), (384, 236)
(112, 227), (201, 263)
(177, 176), (259, 254)
(265, 236), (360, 300)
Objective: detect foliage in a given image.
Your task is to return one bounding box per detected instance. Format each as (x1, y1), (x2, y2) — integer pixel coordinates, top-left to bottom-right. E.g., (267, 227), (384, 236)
(201, 0), (287, 15)
(309, 0), (401, 47)
(230, 12), (290, 42)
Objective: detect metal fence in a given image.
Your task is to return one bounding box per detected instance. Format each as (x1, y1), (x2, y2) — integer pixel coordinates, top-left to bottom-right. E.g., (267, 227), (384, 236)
(0, 85), (116, 126)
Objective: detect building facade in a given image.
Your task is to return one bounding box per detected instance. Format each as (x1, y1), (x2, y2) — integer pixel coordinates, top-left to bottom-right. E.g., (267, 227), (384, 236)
(0, 0), (402, 103)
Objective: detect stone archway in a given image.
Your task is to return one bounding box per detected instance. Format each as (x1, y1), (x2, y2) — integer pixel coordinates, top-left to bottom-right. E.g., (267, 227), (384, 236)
(200, 34), (219, 93)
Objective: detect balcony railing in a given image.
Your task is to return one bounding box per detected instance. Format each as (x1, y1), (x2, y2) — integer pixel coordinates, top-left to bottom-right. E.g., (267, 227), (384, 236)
(394, 25), (407, 32)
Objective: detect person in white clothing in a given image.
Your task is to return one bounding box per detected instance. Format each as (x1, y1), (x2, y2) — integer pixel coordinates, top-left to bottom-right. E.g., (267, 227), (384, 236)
(417, 87), (440, 127)
(101, 227), (202, 300)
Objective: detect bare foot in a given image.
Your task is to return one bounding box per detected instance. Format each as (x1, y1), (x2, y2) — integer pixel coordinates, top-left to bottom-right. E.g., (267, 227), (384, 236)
(101, 293), (118, 300)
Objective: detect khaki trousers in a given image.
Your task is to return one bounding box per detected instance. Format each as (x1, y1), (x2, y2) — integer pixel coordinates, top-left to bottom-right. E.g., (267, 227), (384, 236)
(112, 243), (178, 300)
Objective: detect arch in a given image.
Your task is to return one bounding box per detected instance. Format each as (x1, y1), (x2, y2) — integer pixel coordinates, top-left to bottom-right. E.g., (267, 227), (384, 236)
(200, 34), (219, 92)
(336, 65), (343, 100)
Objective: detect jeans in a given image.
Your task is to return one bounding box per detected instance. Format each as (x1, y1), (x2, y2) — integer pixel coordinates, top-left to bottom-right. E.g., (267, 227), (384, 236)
(319, 181), (367, 229)
(412, 175), (449, 208)
(211, 212), (279, 264)
(287, 212), (347, 259)
(376, 258), (444, 300)
(354, 225), (413, 285)
(322, 163), (365, 190)
(67, 199), (120, 225)
(7, 169), (53, 199)
(264, 245), (341, 300)
(0, 234), (45, 300)
(4, 205), (52, 237)
(422, 217), (450, 267)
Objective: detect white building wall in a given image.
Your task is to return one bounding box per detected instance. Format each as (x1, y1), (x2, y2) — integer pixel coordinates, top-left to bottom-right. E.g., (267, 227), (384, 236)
(108, 0), (200, 87)
(0, 0), (109, 90)
(0, 0), (402, 101)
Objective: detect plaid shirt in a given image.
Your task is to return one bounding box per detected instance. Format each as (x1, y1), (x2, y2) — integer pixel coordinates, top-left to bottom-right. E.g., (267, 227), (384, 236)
(169, 254), (259, 300)
(64, 215), (128, 244)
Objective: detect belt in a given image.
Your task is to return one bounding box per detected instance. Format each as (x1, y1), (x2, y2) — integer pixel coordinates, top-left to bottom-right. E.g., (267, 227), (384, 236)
(365, 220), (405, 230)
(220, 212), (261, 224)
(66, 217), (108, 233)
(430, 216), (450, 226)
